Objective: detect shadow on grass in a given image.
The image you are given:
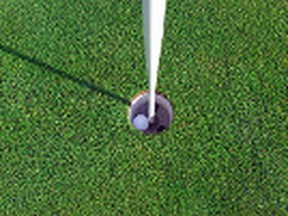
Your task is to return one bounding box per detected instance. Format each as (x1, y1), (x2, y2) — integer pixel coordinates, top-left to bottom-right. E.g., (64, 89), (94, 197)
(0, 44), (130, 106)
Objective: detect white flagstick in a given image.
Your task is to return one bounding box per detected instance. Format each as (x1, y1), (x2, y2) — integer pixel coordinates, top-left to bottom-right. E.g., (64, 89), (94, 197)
(142, 0), (166, 122)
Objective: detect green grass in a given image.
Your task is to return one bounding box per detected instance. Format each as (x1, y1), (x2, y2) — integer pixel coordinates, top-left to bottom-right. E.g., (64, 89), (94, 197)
(1, 0), (287, 215)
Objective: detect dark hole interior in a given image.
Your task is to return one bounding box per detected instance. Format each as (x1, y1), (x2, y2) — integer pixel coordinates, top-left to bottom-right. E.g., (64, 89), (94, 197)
(130, 93), (173, 134)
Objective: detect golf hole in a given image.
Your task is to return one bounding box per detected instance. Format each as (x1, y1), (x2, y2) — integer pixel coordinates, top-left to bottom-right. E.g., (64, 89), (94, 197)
(128, 91), (173, 134)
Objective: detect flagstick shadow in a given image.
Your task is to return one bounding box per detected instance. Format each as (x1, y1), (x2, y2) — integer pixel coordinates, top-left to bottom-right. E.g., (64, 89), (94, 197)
(0, 44), (130, 106)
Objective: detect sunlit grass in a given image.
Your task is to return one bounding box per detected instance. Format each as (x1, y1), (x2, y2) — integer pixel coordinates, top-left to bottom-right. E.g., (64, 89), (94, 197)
(1, 0), (286, 215)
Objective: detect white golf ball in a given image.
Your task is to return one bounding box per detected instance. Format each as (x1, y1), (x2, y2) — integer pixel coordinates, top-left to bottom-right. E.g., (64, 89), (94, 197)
(132, 114), (149, 131)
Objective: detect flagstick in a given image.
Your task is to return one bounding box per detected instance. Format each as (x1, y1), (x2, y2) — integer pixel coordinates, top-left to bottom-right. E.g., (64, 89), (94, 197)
(142, 0), (166, 122)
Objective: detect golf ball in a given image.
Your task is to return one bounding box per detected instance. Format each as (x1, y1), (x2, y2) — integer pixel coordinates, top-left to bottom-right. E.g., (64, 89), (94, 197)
(132, 114), (149, 131)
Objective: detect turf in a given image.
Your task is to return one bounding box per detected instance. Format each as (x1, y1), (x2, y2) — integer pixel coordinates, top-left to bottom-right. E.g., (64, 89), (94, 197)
(1, 0), (287, 215)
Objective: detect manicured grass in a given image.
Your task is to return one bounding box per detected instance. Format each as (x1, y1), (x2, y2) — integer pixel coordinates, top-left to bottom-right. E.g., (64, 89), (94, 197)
(1, 0), (287, 215)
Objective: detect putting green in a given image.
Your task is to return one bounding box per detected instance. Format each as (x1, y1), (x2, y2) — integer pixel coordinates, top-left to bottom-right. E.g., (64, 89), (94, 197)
(1, 0), (286, 215)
